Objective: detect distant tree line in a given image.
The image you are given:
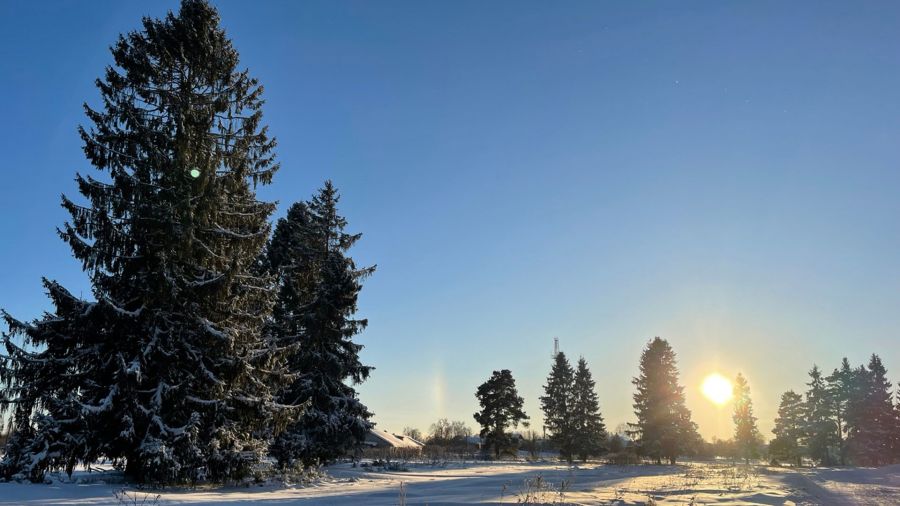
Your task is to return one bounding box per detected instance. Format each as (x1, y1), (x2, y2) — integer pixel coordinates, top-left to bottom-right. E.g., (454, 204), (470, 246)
(468, 337), (708, 465)
(400, 419), (478, 461)
(770, 355), (900, 467)
(400, 340), (899, 471)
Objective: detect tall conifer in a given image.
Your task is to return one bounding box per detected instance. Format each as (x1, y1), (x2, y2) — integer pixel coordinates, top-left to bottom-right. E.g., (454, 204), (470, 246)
(572, 357), (607, 461)
(264, 182), (375, 468)
(804, 366), (838, 466)
(826, 358), (854, 465)
(540, 352), (576, 463)
(629, 337), (699, 465)
(0, 0), (286, 483)
(848, 355), (895, 466)
(732, 373), (761, 464)
(770, 390), (805, 466)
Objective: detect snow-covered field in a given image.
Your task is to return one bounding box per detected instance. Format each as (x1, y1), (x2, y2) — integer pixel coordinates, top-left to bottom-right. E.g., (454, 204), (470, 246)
(1, 461), (898, 505)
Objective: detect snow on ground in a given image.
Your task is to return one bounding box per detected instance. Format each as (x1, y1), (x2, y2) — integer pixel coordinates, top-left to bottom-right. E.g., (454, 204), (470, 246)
(0, 461), (898, 505)
(785, 464), (900, 506)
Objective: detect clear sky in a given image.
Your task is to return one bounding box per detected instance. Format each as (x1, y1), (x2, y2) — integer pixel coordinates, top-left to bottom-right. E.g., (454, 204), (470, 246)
(2, 1), (900, 441)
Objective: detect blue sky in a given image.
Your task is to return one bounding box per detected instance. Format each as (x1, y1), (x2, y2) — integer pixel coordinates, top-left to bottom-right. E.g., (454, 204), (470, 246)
(2, 1), (900, 440)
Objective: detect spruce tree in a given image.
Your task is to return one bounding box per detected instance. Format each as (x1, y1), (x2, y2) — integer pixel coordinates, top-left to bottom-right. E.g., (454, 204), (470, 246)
(893, 385), (900, 463)
(842, 363), (869, 464)
(629, 337), (699, 465)
(572, 357), (607, 462)
(826, 358), (854, 465)
(804, 365), (838, 466)
(770, 390), (805, 466)
(732, 373), (761, 464)
(540, 352), (576, 463)
(0, 0), (287, 483)
(847, 355), (895, 466)
(264, 182), (375, 469)
(474, 370), (528, 459)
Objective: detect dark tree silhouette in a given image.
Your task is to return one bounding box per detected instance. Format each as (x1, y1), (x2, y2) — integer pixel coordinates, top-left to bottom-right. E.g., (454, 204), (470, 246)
(732, 373), (761, 463)
(572, 357), (607, 462)
(770, 390), (805, 466)
(826, 358), (855, 465)
(474, 370), (528, 459)
(540, 352), (576, 463)
(804, 366), (839, 466)
(629, 337), (699, 465)
(847, 355), (895, 466)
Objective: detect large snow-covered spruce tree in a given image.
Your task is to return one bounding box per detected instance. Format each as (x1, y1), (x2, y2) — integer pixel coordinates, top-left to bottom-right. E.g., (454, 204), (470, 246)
(264, 182), (375, 469)
(629, 337), (699, 465)
(0, 0), (289, 483)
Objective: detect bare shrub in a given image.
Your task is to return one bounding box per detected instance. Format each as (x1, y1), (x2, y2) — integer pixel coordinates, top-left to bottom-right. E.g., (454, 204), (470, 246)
(113, 489), (160, 506)
(514, 474), (570, 504)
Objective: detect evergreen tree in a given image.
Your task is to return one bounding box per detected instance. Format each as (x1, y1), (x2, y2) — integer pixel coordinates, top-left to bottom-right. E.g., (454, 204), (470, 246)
(825, 358), (854, 465)
(847, 355), (895, 466)
(0, 0), (287, 483)
(607, 433), (625, 454)
(893, 386), (900, 462)
(628, 337), (699, 464)
(770, 390), (805, 466)
(732, 373), (761, 464)
(265, 182), (375, 469)
(804, 365), (839, 466)
(540, 352), (576, 463)
(842, 364), (869, 464)
(474, 370), (528, 459)
(572, 357), (607, 462)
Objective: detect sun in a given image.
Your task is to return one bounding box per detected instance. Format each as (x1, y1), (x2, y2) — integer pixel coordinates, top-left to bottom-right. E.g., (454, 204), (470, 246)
(701, 373), (733, 406)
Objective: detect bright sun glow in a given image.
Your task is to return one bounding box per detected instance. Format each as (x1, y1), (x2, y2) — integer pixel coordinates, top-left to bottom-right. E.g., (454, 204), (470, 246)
(701, 373), (733, 406)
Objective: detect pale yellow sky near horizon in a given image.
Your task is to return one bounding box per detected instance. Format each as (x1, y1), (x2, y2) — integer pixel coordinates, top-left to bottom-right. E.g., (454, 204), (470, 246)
(359, 324), (898, 444)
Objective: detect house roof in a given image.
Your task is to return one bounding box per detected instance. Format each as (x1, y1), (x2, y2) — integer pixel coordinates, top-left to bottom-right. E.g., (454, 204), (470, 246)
(366, 429), (425, 448)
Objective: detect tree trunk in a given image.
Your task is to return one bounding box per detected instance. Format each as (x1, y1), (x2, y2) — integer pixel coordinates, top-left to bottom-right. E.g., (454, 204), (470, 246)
(124, 458), (140, 481)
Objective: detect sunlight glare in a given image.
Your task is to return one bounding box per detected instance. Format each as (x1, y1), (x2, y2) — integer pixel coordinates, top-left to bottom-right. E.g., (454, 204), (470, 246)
(701, 373), (733, 406)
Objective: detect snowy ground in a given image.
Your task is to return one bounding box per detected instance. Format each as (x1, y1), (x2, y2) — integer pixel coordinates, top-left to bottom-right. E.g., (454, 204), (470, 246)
(0, 461), (898, 505)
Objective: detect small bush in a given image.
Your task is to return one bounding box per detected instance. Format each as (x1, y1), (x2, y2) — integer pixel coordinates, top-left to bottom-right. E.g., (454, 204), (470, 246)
(113, 488), (160, 506)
